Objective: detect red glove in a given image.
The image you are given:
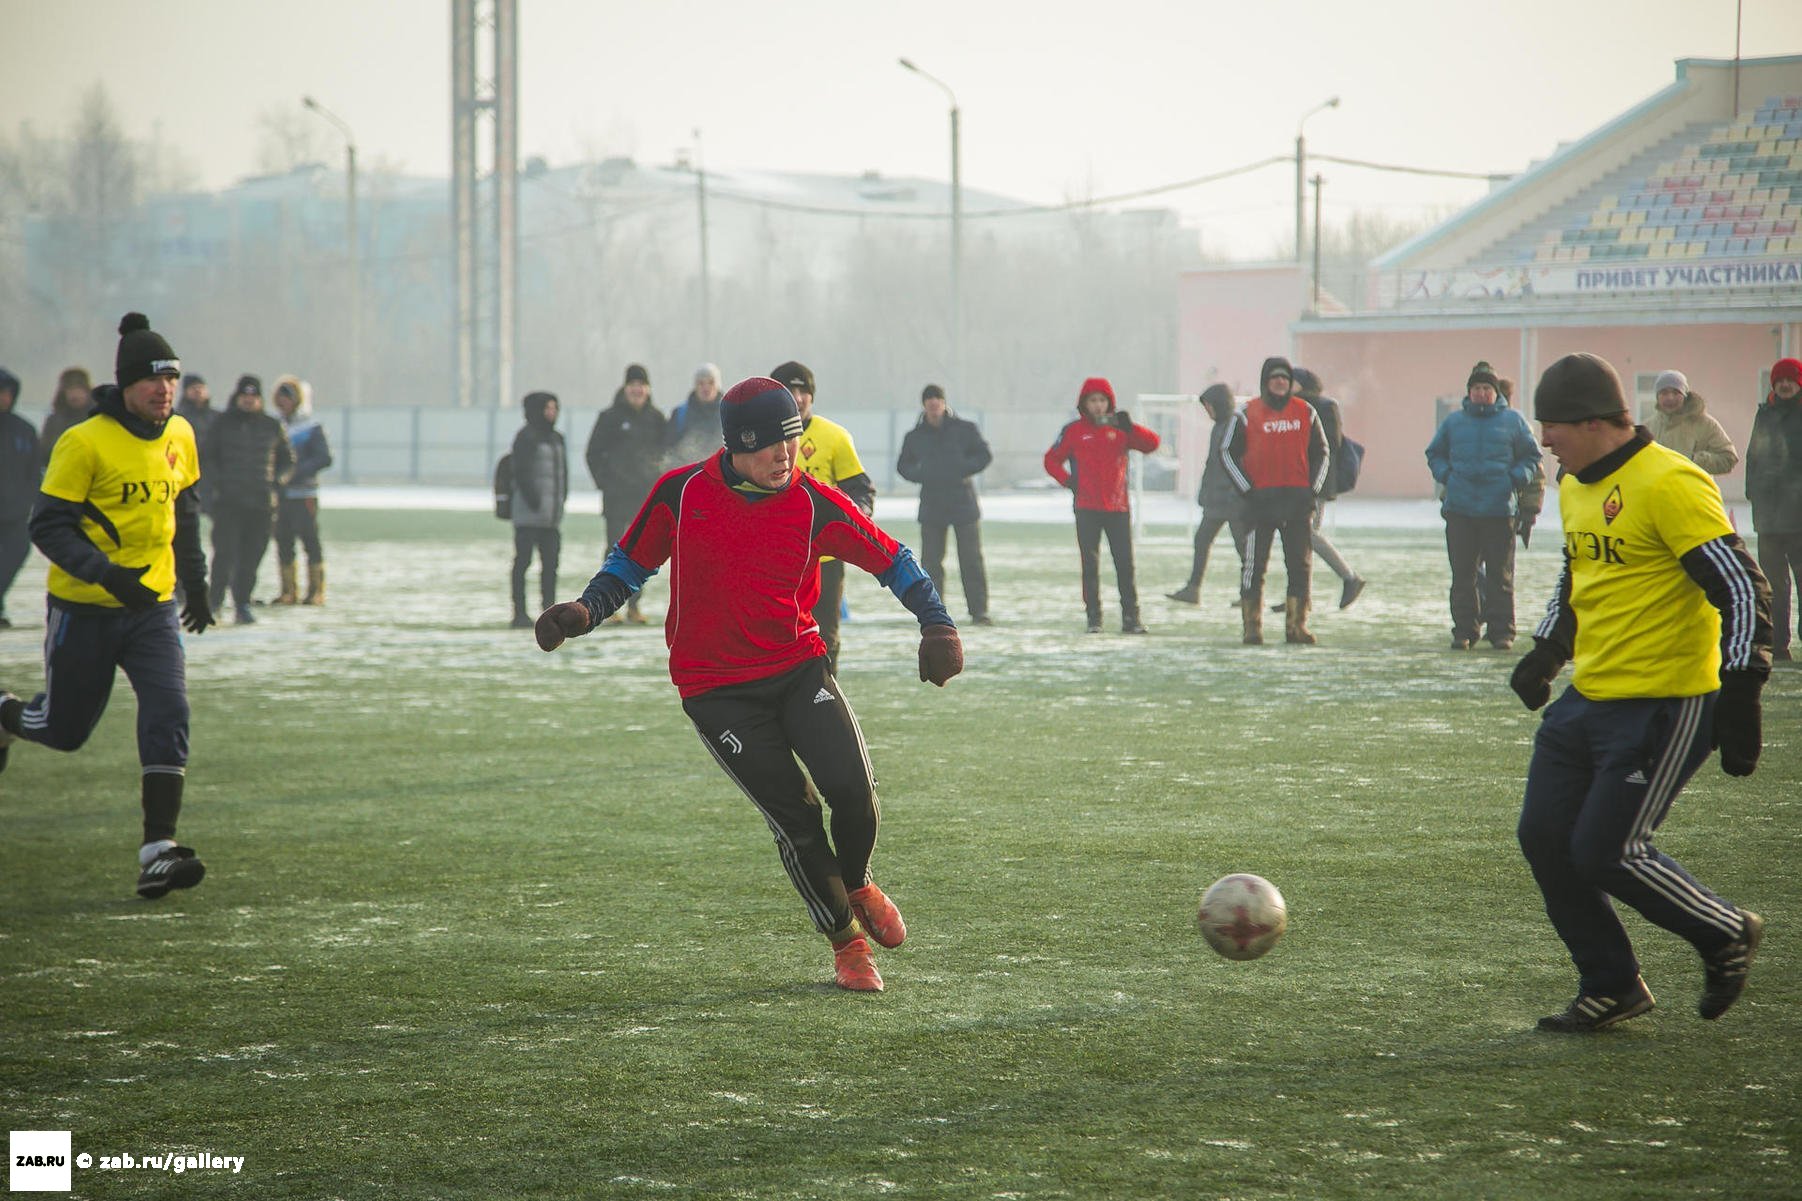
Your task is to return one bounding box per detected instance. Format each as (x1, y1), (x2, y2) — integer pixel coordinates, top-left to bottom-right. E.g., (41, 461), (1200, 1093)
(918, 624), (963, 687)
(535, 601), (592, 652)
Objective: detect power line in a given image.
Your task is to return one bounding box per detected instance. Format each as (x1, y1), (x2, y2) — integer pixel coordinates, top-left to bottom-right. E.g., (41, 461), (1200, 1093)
(1311, 153), (1508, 182)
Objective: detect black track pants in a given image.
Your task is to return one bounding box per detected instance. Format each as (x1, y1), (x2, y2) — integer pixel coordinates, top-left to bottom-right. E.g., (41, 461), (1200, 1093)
(681, 658), (879, 936)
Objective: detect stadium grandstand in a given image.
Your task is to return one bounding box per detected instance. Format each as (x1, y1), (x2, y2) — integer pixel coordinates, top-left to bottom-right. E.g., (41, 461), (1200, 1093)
(1177, 55), (1802, 498)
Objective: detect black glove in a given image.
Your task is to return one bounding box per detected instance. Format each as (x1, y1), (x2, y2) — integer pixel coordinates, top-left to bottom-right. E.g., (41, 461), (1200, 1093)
(100, 564), (159, 611)
(1062, 478), (1076, 492)
(1509, 640), (1565, 711)
(1112, 410), (1133, 432)
(180, 587), (215, 634)
(1715, 671), (1763, 777)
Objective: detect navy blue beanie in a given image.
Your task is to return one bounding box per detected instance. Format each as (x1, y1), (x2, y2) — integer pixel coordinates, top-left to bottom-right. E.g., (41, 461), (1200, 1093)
(720, 376), (803, 452)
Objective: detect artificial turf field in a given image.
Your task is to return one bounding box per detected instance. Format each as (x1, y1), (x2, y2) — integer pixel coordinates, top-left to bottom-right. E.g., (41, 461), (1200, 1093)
(2, 508), (1796, 1200)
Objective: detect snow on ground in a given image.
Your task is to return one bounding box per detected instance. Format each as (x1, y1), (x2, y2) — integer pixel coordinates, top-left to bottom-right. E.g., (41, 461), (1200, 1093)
(325, 485), (1485, 530)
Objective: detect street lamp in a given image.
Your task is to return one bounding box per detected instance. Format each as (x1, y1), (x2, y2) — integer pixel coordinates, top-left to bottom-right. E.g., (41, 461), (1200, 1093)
(1295, 95), (1339, 263)
(303, 95), (360, 407)
(899, 57), (962, 400)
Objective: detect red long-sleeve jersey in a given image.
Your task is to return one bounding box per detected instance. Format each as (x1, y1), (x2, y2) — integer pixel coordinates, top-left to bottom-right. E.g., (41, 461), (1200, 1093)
(597, 452), (916, 697)
(1043, 415), (1160, 512)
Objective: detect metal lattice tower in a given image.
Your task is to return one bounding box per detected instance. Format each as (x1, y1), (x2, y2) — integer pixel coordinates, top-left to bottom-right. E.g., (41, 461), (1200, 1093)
(451, 0), (517, 409)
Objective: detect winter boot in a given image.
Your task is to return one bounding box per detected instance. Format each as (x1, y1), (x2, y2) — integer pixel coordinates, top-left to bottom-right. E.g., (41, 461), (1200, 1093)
(1284, 596), (1317, 645)
(273, 562), (300, 605)
(1240, 591), (1263, 645)
(303, 563), (326, 606)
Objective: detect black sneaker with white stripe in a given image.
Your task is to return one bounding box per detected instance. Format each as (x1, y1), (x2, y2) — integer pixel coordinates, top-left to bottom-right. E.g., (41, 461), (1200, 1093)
(1699, 910), (1763, 1020)
(1536, 978), (1655, 1033)
(137, 845), (206, 899)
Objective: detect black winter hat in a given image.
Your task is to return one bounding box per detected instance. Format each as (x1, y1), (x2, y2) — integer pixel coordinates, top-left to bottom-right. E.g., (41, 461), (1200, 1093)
(721, 376), (803, 452)
(623, 364), (650, 385)
(1260, 357), (1293, 391)
(1290, 367), (1323, 397)
(1467, 360), (1501, 392)
(0, 366), (19, 400)
(1533, 353), (1628, 423)
(921, 383), (946, 402)
(233, 374), (262, 399)
(522, 390), (558, 423)
(181, 372), (206, 391)
(115, 312), (180, 389)
(770, 360), (815, 396)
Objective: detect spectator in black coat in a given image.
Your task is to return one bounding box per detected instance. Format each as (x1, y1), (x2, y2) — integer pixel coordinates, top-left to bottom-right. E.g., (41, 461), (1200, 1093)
(1291, 367), (1365, 610)
(202, 375), (294, 623)
(0, 367), (40, 628)
(508, 390), (569, 628)
(1167, 384), (1250, 606)
(37, 367), (93, 475)
(585, 363), (667, 623)
(896, 384), (993, 624)
(176, 374), (219, 514)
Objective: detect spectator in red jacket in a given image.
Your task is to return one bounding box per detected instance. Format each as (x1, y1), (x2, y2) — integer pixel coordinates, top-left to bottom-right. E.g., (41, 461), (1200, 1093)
(1043, 376), (1161, 633)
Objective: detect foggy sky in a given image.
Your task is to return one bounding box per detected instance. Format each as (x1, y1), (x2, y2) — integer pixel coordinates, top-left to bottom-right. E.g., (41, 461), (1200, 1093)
(6, 0), (1802, 257)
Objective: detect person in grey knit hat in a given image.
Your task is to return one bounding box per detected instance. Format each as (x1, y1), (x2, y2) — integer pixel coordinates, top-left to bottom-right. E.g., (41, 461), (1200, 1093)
(1647, 368), (1738, 477)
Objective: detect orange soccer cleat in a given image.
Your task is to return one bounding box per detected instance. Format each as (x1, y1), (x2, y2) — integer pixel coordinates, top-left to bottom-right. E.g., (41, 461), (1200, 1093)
(848, 883), (907, 949)
(832, 935), (884, 992)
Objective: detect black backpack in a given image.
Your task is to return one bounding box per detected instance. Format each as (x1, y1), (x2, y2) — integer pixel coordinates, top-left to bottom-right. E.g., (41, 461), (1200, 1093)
(493, 452), (513, 520)
(1335, 436), (1365, 494)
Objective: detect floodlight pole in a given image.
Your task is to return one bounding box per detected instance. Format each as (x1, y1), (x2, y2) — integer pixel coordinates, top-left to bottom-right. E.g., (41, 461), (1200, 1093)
(900, 57), (963, 401)
(304, 95), (361, 407)
(1295, 96), (1339, 264)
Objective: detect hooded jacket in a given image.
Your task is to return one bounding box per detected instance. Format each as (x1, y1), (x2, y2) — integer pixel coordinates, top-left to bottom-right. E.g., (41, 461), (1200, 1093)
(1746, 388), (1802, 534)
(665, 388), (724, 469)
(275, 376), (333, 499)
(1042, 389), (1160, 513)
(1424, 395), (1541, 518)
(510, 393), (568, 530)
(896, 408), (993, 527)
(1647, 391), (1738, 476)
(1223, 360), (1331, 520)
(1194, 387), (1245, 515)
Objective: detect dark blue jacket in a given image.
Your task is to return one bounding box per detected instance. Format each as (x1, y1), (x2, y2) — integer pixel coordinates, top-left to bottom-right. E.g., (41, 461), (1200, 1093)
(1425, 398), (1540, 518)
(1, 409), (40, 522)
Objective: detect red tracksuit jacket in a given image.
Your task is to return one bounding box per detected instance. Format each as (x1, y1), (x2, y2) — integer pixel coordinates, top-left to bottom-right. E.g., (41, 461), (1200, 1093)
(1043, 413), (1160, 512)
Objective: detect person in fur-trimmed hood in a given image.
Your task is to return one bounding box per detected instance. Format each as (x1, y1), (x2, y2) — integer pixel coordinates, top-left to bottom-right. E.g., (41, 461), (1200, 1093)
(1646, 370), (1738, 477)
(271, 375), (332, 605)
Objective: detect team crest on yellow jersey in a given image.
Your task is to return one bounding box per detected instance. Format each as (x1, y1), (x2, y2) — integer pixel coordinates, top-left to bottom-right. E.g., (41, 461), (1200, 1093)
(165, 442), (179, 469)
(1602, 485), (1622, 525)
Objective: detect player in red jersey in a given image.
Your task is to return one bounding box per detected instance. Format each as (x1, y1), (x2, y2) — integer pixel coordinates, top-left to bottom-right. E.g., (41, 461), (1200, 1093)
(535, 377), (963, 992)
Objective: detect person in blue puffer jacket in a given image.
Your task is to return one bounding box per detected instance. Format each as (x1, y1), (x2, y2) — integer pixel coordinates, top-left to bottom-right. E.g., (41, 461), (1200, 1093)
(1425, 360), (1542, 650)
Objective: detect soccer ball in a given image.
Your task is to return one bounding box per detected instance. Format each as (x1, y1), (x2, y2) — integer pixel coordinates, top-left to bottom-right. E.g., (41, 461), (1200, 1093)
(1197, 873), (1287, 961)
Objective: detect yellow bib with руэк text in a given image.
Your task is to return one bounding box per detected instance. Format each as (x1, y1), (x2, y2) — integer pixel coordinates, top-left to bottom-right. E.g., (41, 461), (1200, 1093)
(1559, 441), (1731, 700)
(39, 413), (199, 607)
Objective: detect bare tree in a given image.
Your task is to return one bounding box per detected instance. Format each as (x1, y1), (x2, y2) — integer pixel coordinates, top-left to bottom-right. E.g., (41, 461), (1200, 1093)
(255, 105), (335, 175)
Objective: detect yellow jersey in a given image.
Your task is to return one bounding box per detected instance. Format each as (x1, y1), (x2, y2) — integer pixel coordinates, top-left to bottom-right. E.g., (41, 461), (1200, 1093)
(39, 412), (199, 606)
(1558, 439), (1732, 699)
(797, 415), (866, 490)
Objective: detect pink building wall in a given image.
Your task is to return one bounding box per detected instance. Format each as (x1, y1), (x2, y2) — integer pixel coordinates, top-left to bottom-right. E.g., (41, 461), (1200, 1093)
(1293, 323), (1788, 498)
(1178, 265), (1305, 396)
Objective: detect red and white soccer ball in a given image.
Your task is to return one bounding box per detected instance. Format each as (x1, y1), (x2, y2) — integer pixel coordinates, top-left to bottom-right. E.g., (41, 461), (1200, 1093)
(1197, 873), (1288, 961)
